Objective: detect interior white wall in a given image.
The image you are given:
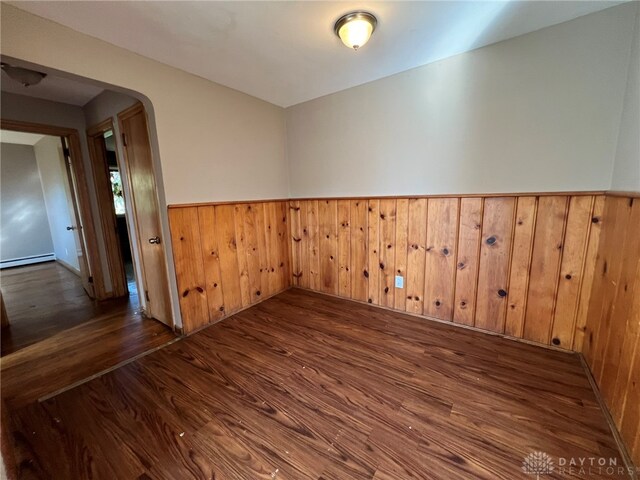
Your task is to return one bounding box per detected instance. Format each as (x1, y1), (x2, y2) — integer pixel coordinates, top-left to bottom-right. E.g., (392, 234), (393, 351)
(34, 135), (81, 273)
(1, 92), (112, 291)
(0, 142), (54, 263)
(286, 3), (638, 198)
(611, 5), (640, 192)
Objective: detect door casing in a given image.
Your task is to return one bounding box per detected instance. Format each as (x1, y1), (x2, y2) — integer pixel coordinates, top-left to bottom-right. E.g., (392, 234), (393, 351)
(86, 119), (128, 298)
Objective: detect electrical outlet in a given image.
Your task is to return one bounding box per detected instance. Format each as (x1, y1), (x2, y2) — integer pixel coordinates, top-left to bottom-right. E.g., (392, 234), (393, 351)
(395, 275), (404, 289)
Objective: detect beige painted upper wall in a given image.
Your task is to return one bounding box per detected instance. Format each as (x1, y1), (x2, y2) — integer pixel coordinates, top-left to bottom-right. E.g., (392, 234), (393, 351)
(1, 4), (288, 205)
(286, 3), (638, 198)
(611, 5), (640, 192)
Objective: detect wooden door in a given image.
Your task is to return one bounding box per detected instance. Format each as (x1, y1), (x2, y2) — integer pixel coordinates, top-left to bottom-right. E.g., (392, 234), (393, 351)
(61, 137), (95, 298)
(118, 104), (172, 326)
(86, 128), (128, 298)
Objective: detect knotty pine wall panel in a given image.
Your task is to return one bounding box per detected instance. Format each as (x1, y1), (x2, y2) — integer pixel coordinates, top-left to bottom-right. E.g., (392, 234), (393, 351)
(169, 201), (291, 333)
(290, 194), (603, 351)
(582, 195), (640, 466)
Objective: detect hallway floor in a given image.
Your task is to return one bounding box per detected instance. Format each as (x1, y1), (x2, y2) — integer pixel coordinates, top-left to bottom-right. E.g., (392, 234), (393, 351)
(0, 262), (176, 409)
(1, 262), (137, 355)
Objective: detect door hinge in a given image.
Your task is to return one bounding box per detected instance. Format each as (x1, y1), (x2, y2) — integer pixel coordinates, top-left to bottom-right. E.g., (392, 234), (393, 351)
(121, 133), (127, 147)
(88, 276), (94, 284)
(145, 290), (150, 302)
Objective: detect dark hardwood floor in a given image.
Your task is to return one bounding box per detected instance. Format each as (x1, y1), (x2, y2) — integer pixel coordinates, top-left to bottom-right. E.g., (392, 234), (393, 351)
(0, 262), (176, 409)
(4, 288), (628, 479)
(1, 262), (140, 355)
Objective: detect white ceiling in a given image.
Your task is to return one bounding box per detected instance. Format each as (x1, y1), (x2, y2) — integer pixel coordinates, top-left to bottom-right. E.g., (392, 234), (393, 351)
(1, 69), (104, 106)
(10, 1), (626, 107)
(0, 130), (45, 145)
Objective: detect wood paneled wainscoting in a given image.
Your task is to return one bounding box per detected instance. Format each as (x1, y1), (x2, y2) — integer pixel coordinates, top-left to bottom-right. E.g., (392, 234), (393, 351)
(583, 194), (640, 465)
(289, 194), (604, 351)
(168, 201), (291, 333)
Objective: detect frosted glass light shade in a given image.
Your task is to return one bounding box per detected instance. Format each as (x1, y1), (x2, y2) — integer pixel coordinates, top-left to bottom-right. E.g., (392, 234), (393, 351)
(334, 12), (377, 51)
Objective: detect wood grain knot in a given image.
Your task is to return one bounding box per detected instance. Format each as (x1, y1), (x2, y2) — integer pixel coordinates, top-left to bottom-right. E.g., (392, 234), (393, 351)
(384, 287), (389, 294)
(486, 236), (497, 245)
(498, 289), (507, 297)
(387, 244), (392, 249)
(293, 237), (302, 242)
(552, 338), (561, 346)
(565, 274), (572, 280)
(182, 290), (189, 297)
(213, 283), (218, 288)
(219, 306), (225, 312)
(380, 214), (385, 220)
(457, 262), (465, 269)
(442, 248), (449, 256)
(256, 290), (261, 296)
(412, 244), (419, 250)
(591, 217), (600, 224)
(460, 301), (467, 308)
(363, 270), (369, 278)
(196, 287), (204, 293)
(435, 300), (441, 307)
(379, 262), (385, 270)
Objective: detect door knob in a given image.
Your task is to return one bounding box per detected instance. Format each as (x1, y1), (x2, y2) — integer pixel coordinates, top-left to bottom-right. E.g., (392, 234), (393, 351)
(66, 226), (76, 231)
(148, 236), (161, 244)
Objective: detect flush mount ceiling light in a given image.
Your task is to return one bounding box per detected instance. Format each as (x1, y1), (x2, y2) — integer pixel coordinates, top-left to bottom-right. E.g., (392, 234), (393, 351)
(1, 63), (47, 87)
(334, 11), (377, 51)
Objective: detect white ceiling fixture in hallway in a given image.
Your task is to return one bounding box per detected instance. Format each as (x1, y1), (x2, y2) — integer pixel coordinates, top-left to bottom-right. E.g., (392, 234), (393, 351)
(0, 68), (103, 106)
(8, 1), (626, 107)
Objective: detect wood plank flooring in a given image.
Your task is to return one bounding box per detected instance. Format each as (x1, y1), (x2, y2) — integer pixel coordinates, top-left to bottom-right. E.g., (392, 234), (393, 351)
(1, 262), (175, 409)
(1, 262), (139, 355)
(4, 289), (628, 479)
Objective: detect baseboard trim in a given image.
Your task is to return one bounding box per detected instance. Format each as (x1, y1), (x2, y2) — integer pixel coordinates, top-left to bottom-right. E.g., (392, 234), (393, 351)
(55, 258), (81, 276)
(579, 354), (638, 479)
(0, 254), (55, 269)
